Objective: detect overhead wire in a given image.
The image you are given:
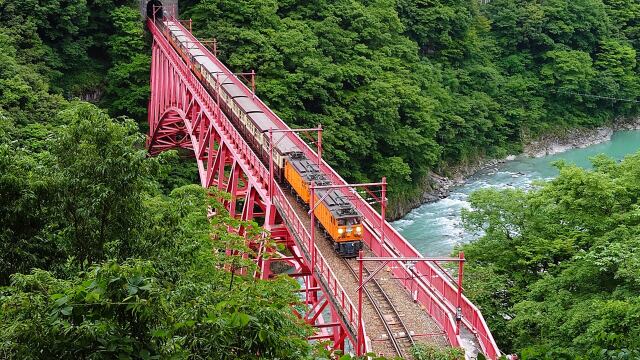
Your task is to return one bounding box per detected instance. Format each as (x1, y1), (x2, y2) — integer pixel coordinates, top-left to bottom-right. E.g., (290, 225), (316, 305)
(550, 89), (640, 103)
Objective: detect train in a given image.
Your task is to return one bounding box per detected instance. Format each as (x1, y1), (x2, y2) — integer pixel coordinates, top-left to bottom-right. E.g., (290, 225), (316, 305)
(161, 20), (364, 257)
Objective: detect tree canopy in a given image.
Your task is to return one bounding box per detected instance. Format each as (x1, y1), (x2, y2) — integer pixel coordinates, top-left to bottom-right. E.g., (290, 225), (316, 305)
(181, 0), (640, 209)
(461, 155), (640, 358)
(0, 103), (315, 359)
(1, 0), (640, 358)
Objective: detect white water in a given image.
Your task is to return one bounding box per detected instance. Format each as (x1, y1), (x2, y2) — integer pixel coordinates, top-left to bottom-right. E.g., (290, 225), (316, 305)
(393, 130), (640, 256)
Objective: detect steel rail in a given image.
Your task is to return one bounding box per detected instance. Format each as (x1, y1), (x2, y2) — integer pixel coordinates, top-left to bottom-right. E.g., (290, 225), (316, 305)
(148, 18), (368, 351)
(162, 18), (501, 358)
(343, 258), (415, 358)
(365, 264), (416, 351)
(367, 267), (417, 350)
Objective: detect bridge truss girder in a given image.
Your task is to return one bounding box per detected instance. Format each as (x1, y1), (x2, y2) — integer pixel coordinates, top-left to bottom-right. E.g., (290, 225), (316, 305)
(146, 19), (360, 353)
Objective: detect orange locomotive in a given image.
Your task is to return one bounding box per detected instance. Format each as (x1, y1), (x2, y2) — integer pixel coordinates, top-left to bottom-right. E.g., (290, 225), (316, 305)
(285, 153), (363, 256)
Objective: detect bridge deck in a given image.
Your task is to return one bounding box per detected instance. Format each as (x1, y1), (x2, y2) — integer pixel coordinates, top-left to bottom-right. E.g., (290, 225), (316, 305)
(148, 16), (499, 358)
(282, 190), (448, 358)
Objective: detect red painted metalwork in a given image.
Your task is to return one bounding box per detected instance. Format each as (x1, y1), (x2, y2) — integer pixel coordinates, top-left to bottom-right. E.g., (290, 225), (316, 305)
(146, 17), (364, 353)
(355, 254), (467, 342)
(205, 27), (503, 354)
(358, 251), (364, 356)
(146, 10), (501, 358)
(307, 180), (386, 356)
(456, 252), (465, 336)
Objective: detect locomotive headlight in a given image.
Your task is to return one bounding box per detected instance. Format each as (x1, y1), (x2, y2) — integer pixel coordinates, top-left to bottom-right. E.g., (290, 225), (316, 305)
(337, 228), (345, 235)
(355, 226), (362, 234)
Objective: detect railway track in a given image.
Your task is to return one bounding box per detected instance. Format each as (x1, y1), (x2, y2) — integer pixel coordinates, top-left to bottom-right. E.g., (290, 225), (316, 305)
(281, 188), (437, 356)
(343, 258), (416, 359)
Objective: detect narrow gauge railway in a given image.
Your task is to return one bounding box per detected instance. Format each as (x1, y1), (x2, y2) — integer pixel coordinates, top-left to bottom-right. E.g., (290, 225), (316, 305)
(343, 258), (416, 359)
(281, 188), (447, 357)
(156, 17), (451, 357)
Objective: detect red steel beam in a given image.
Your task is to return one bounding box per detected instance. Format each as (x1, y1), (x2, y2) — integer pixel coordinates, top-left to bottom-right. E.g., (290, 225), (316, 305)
(146, 18), (362, 353)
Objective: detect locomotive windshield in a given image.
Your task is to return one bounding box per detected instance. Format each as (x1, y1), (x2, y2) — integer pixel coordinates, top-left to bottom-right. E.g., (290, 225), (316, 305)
(338, 218), (360, 226)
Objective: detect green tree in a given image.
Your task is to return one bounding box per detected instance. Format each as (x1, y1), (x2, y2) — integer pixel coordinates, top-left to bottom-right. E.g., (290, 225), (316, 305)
(461, 154), (640, 356)
(51, 103), (152, 263)
(397, 0), (478, 62)
(103, 5), (151, 122)
(1, 101), (316, 358)
(541, 49), (595, 96)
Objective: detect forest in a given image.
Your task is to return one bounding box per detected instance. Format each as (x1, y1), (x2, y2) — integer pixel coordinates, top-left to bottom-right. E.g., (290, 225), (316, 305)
(461, 156), (640, 358)
(0, 0), (639, 358)
(181, 0), (640, 210)
(0, 1), (314, 358)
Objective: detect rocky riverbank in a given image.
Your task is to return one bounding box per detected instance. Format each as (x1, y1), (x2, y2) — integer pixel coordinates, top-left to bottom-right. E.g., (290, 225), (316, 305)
(389, 117), (640, 221)
(389, 157), (507, 220)
(524, 117), (640, 157)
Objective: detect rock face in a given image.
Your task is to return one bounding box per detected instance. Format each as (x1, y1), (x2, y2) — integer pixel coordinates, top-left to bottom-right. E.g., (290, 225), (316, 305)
(388, 157), (508, 220)
(524, 117), (640, 157)
(524, 127), (613, 157)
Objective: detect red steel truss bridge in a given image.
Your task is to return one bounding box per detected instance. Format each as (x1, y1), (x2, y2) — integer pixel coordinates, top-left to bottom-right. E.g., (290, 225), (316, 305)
(145, 9), (500, 359)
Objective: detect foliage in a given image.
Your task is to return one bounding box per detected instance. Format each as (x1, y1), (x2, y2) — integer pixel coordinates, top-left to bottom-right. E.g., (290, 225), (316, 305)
(2, 0), (640, 357)
(103, 5), (151, 123)
(0, 102), (314, 359)
(3, 0), (639, 207)
(0, 0), (149, 123)
(461, 154), (640, 357)
(0, 103), (149, 282)
(153, 150), (201, 194)
(184, 0), (443, 201)
(52, 103), (152, 263)
(411, 344), (466, 360)
(182, 0), (640, 208)
(0, 189), (311, 358)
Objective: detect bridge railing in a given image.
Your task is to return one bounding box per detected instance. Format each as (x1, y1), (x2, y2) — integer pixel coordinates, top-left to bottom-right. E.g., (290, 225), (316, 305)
(173, 18), (501, 357)
(273, 186), (363, 335)
(151, 18), (366, 350)
(165, 22), (500, 358)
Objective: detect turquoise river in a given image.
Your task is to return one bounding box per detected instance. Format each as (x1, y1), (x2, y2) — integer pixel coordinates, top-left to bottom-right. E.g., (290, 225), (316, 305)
(392, 129), (640, 256)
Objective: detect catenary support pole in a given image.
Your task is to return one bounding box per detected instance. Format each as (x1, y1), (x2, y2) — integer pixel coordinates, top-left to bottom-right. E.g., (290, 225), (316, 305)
(380, 176), (387, 255)
(456, 251), (465, 335)
(310, 182), (316, 267)
(269, 128), (274, 202)
(317, 124), (322, 166)
(357, 250), (364, 356)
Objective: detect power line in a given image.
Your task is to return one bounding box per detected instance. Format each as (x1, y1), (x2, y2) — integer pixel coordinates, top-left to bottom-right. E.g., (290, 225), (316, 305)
(551, 89), (640, 103)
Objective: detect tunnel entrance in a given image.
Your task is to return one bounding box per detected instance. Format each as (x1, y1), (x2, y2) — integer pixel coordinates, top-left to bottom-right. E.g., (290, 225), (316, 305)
(146, 0), (163, 19)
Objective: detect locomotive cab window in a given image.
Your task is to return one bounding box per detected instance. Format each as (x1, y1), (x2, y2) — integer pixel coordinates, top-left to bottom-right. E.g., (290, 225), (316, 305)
(338, 218), (358, 226)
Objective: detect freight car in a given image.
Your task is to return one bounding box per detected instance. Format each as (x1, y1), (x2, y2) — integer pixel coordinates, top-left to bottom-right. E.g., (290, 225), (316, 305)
(161, 20), (364, 257)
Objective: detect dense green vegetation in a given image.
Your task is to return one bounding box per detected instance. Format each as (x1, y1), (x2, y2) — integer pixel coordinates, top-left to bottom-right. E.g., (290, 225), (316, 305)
(0, 100), (318, 358)
(0, 2), (310, 358)
(182, 0), (640, 208)
(0, 0), (148, 116)
(461, 155), (640, 358)
(411, 344), (465, 360)
(2, 0), (640, 358)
